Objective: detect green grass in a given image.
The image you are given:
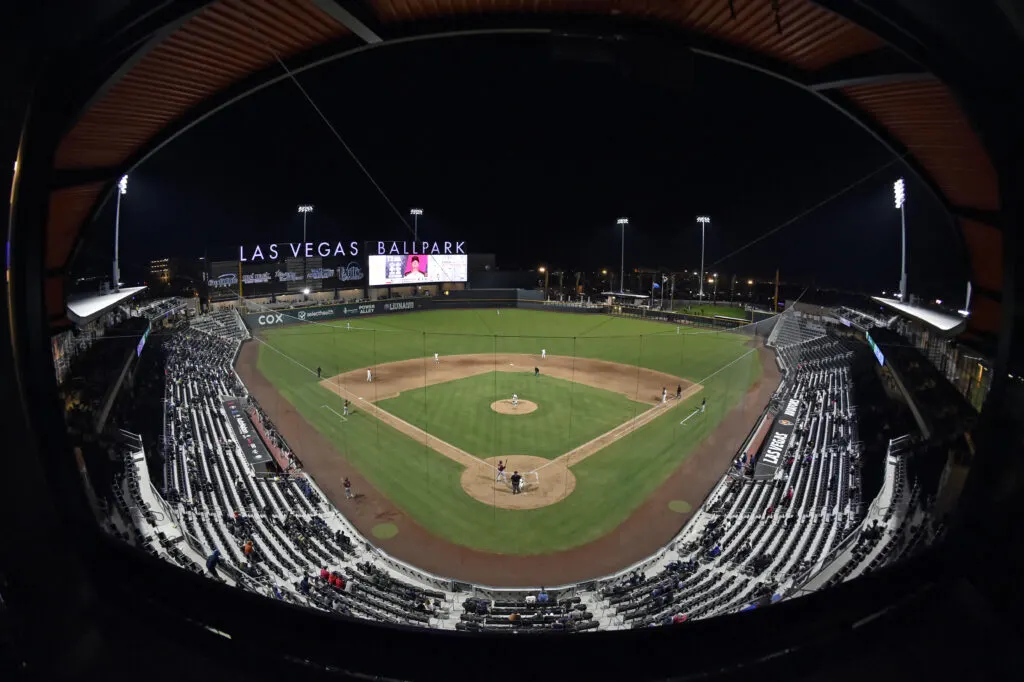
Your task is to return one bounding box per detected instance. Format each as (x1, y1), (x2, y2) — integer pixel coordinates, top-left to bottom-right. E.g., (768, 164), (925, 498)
(255, 309), (762, 554)
(377, 371), (649, 460)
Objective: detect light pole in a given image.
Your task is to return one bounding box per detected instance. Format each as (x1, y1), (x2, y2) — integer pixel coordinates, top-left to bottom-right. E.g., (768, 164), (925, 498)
(113, 174), (128, 291)
(539, 266), (549, 298)
(298, 205), (314, 292)
(894, 179), (908, 301)
(697, 216), (710, 299)
(410, 208), (423, 245)
(617, 218), (628, 293)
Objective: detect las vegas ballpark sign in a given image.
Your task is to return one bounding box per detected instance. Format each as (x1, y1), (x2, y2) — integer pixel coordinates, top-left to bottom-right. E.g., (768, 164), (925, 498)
(239, 240), (466, 262)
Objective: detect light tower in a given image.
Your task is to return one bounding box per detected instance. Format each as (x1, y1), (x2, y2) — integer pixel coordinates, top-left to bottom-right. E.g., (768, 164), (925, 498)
(410, 208), (423, 245)
(298, 204), (314, 290)
(617, 218), (629, 293)
(894, 179), (908, 301)
(697, 216), (710, 299)
(113, 174), (128, 291)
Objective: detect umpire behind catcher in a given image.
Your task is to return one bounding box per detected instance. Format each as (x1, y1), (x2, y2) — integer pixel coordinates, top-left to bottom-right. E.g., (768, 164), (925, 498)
(510, 471), (522, 494)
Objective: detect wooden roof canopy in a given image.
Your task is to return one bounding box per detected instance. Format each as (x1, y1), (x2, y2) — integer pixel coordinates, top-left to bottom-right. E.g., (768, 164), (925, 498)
(43, 0), (1003, 340)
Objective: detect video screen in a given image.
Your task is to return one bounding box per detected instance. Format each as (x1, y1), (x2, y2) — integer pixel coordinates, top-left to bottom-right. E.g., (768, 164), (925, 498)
(367, 254), (467, 286)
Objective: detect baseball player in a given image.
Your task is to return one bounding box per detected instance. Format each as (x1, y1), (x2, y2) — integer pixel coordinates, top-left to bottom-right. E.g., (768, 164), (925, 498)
(541, 349), (546, 360)
(510, 471), (522, 495)
(434, 352), (439, 365)
(701, 398), (706, 413)
(495, 460), (507, 483)
(511, 393), (519, 409)
(534, 367), (539, 378)
(366, 369), (372, 383)
(343, 399), (350, 417)
(662, 387), (668, 404)
(316, 366), (322, 379)
(346, 322), (351, 330)
(676, 384), (682, 400)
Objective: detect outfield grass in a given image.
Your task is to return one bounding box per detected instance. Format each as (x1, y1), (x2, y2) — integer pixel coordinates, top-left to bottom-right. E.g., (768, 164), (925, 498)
(377, 371), (649, 460)
(255, 309), (762, 554)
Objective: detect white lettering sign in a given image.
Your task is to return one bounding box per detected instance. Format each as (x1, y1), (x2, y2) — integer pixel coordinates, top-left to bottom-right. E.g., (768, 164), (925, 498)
(763, 431), (788, 466)
(375, 241), (466, 256)
(240, 241), (359, 262)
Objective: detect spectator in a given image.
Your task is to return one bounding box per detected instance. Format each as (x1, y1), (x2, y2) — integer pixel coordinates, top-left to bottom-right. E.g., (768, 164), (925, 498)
(320, 566), (330, 582)
(537, 587), (549, 603)
(299, 575), (310, 595)
(205, 549), (220, 577)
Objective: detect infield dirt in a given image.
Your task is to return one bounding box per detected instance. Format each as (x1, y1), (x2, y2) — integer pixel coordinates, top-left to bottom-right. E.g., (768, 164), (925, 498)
(319, 354), (699, 509)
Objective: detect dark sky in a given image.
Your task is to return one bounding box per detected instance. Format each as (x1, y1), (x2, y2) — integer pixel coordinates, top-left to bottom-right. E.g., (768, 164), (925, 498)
(88, 33), (966, 301)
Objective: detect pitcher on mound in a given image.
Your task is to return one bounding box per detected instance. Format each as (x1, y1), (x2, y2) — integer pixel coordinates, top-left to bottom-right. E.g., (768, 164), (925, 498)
(511, 393), (519, 409)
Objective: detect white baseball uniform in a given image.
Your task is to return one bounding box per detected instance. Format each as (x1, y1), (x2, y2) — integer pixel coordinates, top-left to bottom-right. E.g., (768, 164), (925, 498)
(434, 353), (439, 364)
(662, 389), (668, 404)
(512, 393), (519, 408)
(366, 369), (372, 383)
(495, 462), (507, 483)
(541, 349), (546, 359)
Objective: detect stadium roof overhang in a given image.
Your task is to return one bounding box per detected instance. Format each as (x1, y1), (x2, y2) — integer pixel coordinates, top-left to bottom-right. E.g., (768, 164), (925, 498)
(870, 296), (968, 336)
(24, 0), (1013, 348)
(65, 285), (147, 326)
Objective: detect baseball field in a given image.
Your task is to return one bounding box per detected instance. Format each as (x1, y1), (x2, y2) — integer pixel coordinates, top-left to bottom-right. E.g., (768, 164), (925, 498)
(238, 308), (766, 561)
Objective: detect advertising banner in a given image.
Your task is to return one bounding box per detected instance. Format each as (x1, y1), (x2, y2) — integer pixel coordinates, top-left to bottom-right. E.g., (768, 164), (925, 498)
(753, 397), (799, 477)
(208, 258), (365, 301)
(223, 398), (273, 470)
(367, 254), (468, 286)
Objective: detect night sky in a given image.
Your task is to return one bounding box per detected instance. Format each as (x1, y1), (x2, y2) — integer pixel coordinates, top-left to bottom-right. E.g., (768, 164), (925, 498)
(87, 34), (966, 300)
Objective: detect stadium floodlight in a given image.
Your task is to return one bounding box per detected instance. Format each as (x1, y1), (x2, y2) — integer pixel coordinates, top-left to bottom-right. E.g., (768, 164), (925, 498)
(410, 208), (424, 243)
(935, 299), (942, 305)
(747, 279), (754, 285)
(538, 266), (546, 273)
(696, 216), (711, 299)
(894, 178), (908, 302)
(617, 218), (628, 293)
(298, 205), (314, 286)
(112, 174), (129, 292)
(302, 288), (311, 295)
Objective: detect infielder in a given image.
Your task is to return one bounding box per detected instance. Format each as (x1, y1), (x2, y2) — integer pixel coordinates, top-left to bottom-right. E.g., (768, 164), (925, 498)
(701, 398), (706, 413)
(662, 387), (668, 404)
(343, 399), (350, 417)
(434, 352), (439, 365)
(511, 393), (519, 409)
(366, 369), (372, 383)
(495, 459), (507, 483)
(541, 349), (546, 360)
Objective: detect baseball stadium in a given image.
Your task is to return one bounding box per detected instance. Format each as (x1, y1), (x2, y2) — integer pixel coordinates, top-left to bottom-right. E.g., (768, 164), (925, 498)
(4, 2), (1022, 682)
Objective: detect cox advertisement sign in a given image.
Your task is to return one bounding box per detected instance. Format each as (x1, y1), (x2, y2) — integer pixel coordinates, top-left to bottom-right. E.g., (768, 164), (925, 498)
(248, 299), (425, 327)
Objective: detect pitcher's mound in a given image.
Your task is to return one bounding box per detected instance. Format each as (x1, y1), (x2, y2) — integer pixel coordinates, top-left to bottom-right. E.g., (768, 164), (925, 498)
(460, 455), (576, 510)
(490, 399), (538, 415)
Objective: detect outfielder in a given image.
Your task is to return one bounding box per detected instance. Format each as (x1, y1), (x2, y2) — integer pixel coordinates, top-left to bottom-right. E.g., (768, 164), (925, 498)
(434, 352), (439, 365)
(495, 459), (507, 483)
(511, 393), (519, 409)
(701, 398), (706, 413)
(366, 369), (372, 383)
